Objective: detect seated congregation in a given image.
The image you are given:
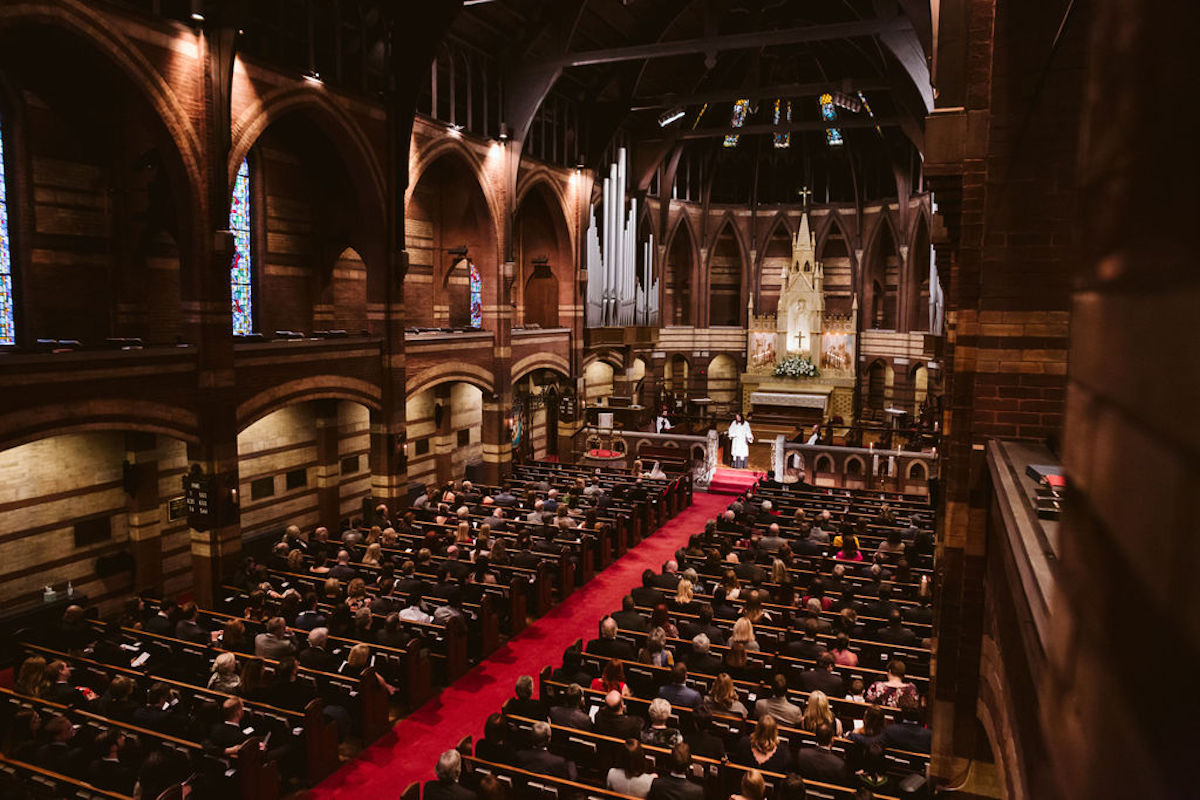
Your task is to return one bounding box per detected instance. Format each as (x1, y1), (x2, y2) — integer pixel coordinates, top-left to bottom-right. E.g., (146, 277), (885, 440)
(1, 460), (689, 799)
(418, 485), (934, 799)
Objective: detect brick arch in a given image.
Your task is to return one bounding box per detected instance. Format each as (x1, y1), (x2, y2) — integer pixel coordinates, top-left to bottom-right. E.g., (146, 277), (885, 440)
(0, 0), (205, 257)
(229, 85), (386, 214)
(406, 363), (496, 399)
(0, 399), (200, 454)
(755, 212), (794, 271)
(512, 353), (571, 383)
(407, 139), (504, 245)
(816, 210), (855, 258)
(844, 455), (865, 476)
(236, 376), (382, 432)
(583, 350), (624, 370)
(515, 169), (574, 243)
(814, 454), (835, 473)
(707, 212), (748, 326)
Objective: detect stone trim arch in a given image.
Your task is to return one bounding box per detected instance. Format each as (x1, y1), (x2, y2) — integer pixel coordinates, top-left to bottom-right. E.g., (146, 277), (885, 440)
(229, 84), (387, 213)
(907, 460), (928, 480)
(0, 399), (200, 453)
(236, 376), (383, 432)
(512, 352), (571, 383)
(582, 350), (625, 370)
(814, 454), (835, 474)
(0, 0), (205, 245)
(844, 455), (865, 476)
(515, 168), (574, 245)
(407, 138), (504, 242)
(406, 363), (496, 398)
(755, 211), (795, 271)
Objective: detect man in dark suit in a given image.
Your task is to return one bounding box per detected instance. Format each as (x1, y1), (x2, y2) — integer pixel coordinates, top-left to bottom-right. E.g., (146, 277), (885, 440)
(143, 603), (174, 636)
(881, 695), (932, 753)
(392, 560), (427, 597)
(298, 628), (340, 673)
(593, 690), (643, 740)
(651, 560), (681, 590)
(506, 674), (548, 720)
(87, 731), (135, 794)
(657, 663), (703, 710)
(586, 617), (637, 661)
(293, 593), (327, 631)
(785, 618), (828, 662)
(132, 684), (184, 735)
(681, 605), (726, 645)
(876, 608), (919, 647)
(863, 583), (896, 622)
(683, 633), (724, 676)
(443, 546), (472, 580)
(717, 510), (743, 534)
(631, 570), (664, 607)
(798, 652), (846, 697)
(207, 698), (251, 756)
(548, 683), (592, 730)
(328, 550), (358, 581)
(683, 707), (725, 760)
(265, 657), (317, 712)
(550, 648), (593, 686)
(43, 660), (83, 707)
(35, 714), (86, 778)
(612, 595), (650, 632)
(793, 722), (849, 785)
(174, 602), (210, 644)
(515, 721), (576, 780)
(647, 743), (704, 800)
(423, 749), (478, 800)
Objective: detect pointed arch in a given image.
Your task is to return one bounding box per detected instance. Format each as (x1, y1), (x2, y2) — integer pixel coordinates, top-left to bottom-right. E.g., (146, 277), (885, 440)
(816, 211), (856, 315)
(757, 213), (795, 317)
(515, 176), (572, 330)
(907, 213), (933, 332)
(406, 146), (501, 328)
(708, 214), (747, 326)
(863, 213), (901, 330)
(663, 212), (698, 326)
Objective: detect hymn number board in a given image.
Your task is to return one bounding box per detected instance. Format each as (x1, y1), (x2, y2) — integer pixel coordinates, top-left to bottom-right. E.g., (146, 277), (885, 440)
(183, 466), (216, 531)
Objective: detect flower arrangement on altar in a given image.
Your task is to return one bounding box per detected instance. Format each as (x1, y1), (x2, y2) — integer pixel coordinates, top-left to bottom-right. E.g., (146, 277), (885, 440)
(773, 354), (820, 378)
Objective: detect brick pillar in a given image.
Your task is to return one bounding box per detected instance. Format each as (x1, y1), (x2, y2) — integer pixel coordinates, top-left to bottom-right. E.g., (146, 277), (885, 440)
(432, 384), (455, 484)
(480, 396), (511, 484)
(124, 432), (162, 594)
(313, 400), (341, 528)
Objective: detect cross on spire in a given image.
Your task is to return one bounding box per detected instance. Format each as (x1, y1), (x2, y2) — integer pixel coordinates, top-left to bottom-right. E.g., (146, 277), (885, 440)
(797, 185), (813, 207)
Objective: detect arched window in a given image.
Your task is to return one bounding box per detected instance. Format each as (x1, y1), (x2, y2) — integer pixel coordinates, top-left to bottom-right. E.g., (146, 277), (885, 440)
(0, 116), (15, 345)
(230, 158), (254, 335)
(468, 261), (482, 328)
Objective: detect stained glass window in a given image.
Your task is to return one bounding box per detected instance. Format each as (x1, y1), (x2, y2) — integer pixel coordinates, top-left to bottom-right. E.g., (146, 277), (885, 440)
(230, 158), (253, 335)
(819, 93), (843, 148)
(773, 99), (792, 149)
(0, 117), (14, 345)
(469, 261), (482, 328)
(724, 98), (749, 148)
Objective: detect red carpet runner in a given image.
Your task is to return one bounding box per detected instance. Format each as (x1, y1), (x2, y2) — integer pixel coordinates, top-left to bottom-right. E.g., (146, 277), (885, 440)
(307, 492), (730, 798)
(707, 467), (764, 495)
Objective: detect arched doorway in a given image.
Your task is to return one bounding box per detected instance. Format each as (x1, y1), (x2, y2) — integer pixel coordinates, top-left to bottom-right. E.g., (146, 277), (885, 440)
(909, 216), (932, 332)
(584, 360), (615, 406)
(867, 361), (887, 413)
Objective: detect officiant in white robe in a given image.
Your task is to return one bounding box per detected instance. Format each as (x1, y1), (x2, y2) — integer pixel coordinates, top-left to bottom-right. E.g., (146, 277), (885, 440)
(728, 413), (754, 469)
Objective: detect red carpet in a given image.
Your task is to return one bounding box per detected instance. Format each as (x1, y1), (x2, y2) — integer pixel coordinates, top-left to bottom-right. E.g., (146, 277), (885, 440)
(707, 467), (764, 495)
(307, 493), (730, 798)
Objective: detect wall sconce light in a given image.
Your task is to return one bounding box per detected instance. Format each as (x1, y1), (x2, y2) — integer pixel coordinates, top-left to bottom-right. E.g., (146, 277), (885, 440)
(498, 122), (510, 142)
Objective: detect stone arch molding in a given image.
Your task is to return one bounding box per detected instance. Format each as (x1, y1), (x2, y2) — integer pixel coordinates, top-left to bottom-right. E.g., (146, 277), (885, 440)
(230, 84), (387, 212)
(237, 377), (383, 432)
(406, 363), (497, 399)
(0, 0), (205, 230)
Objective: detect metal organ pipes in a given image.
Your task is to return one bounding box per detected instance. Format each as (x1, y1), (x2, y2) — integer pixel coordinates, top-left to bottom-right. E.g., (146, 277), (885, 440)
(585, 148), (658, 327)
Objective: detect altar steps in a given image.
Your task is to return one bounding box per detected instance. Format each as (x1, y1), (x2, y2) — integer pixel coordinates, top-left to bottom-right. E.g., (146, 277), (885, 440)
(707, 467), (765, 495)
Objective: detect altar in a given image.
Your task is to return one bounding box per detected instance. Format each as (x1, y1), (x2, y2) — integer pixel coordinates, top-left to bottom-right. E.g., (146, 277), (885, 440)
(740, 206), (857, 435)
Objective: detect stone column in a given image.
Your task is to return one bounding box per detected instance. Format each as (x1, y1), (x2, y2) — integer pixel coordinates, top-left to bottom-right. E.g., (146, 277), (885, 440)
(124, 432), (162, 594)
(432, 385), (455, 484)
(313, 400), (342, 528)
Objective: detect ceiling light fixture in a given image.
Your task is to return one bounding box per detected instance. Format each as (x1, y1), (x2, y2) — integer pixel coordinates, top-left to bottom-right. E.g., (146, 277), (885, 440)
(303, 70), (322, 84)
(190, 11), (205, 23)
(657, 106), (685, 127)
